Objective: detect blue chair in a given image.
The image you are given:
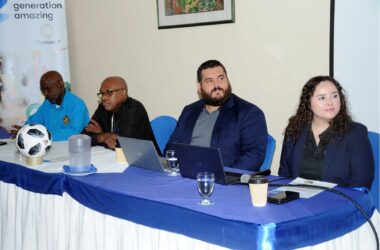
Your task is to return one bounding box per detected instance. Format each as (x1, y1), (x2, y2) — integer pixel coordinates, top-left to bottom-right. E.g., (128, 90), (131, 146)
(368, 131), (379, 210)
(151, 115), (177, 155)
(259, 134), (276, 171)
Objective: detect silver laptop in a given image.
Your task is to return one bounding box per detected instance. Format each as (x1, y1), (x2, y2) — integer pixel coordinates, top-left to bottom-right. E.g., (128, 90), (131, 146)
(117, 136), (167, 172)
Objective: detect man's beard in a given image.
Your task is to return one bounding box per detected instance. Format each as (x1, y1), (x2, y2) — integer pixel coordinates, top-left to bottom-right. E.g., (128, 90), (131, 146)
(201, 85), (232, 106)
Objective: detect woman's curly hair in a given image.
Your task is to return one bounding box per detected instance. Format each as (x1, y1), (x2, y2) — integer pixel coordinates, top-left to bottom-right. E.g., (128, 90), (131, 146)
(284, 76), (352, 144)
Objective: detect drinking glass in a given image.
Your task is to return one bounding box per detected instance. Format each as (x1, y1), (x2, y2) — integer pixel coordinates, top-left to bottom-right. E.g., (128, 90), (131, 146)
(14, 147), (25, 164)
(197, 172), (215, 205)
(166, 150), (179, 176)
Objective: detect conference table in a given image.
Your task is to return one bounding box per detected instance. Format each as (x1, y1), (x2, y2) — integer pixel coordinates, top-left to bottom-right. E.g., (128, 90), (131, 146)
(0, 140), (379, 250)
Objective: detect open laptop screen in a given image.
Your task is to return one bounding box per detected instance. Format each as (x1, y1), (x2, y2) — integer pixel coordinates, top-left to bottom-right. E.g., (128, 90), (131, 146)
(173, 143), (239, 185)
(117, 136), (165, 172)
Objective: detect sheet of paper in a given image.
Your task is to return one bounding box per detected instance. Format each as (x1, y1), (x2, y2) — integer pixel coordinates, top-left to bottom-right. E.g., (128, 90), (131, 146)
(272, 177), (337, 199)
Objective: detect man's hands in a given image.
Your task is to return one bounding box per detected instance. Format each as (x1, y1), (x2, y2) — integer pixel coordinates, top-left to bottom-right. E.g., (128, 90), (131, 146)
(9, 124), (22, 138)
(85, 119), (117, 149)
(97, 133), (117, 149)
(85, 119), (103, 133)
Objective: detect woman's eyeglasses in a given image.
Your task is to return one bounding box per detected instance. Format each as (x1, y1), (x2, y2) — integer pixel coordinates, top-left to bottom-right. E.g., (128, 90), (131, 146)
(97, 88), (125, 98)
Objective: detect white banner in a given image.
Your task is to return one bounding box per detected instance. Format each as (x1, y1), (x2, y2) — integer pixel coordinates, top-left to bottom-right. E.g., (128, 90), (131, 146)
(0, 0), (70, 129)
(334, 0), (379, 133)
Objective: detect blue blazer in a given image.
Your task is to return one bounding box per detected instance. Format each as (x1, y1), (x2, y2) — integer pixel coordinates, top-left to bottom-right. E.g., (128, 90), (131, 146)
(166, 94), (268, 171)
(278, 122), (374, 188)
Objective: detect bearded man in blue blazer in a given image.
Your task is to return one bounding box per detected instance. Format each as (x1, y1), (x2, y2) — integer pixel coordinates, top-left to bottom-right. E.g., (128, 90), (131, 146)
(166, 60), (268, 171)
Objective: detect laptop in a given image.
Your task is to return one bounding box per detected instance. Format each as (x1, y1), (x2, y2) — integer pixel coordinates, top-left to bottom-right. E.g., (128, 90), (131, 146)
(117, 136), (167, 172)
(173, 143), (270, 185)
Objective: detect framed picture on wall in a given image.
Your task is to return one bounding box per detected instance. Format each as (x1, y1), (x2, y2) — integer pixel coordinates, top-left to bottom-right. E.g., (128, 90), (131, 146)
(157, 0), (235, 29)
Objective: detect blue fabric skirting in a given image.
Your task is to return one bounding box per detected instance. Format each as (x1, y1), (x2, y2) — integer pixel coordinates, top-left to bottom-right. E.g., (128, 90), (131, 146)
(0, 160), (64, 195)
(0, 161), (375, 249)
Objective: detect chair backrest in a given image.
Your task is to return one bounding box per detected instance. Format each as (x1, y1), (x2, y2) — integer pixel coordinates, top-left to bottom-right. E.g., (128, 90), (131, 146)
(259, 134), (276, 171)
(368, 131), (379, 210)
(151, 115), (177, 155)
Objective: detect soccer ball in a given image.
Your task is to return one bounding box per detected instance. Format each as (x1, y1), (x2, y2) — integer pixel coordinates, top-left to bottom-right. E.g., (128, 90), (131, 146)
(16, 124), (52, 158)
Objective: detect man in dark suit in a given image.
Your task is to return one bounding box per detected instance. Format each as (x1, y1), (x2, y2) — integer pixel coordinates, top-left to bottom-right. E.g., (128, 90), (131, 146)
(84, 76), (158, 151)
(166, 60), (268, 171)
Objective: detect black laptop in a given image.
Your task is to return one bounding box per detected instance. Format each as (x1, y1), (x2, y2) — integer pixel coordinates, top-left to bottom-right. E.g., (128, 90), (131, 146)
(173, 143), (269, 185)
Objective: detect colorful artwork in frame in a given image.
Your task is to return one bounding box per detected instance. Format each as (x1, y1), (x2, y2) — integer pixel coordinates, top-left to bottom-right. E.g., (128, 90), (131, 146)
(157, 0), (235, 29)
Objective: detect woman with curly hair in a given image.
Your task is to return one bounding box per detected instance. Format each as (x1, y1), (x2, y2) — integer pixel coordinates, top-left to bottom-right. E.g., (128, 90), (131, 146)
(278, 76), (374, 188)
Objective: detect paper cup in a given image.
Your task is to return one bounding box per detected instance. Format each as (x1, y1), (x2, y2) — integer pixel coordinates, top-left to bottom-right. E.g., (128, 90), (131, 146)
(248, 175), (268, 207)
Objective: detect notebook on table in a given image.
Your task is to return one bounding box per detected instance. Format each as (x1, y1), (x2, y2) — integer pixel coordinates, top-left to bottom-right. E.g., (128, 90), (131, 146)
(173, 143), (270, 185)
(117, 136), (167, 172)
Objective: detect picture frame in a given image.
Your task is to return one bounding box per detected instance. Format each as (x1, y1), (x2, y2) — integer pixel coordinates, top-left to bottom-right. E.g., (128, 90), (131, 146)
(157, 0), (235, 29)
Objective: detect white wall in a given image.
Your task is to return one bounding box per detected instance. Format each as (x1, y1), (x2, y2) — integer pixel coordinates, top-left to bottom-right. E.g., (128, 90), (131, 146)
(334, 0), (379, 133)
(65, 0), (330, 174)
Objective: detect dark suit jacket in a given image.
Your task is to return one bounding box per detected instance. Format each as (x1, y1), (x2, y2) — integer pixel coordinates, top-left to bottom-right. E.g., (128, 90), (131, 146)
(278, 122), (374, 188)
(84, 97), (159, 153)
(166, 94), (268, 171)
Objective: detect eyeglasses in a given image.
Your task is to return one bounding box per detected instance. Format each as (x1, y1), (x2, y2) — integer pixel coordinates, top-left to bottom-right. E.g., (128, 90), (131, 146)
(97, 88), (125, 98)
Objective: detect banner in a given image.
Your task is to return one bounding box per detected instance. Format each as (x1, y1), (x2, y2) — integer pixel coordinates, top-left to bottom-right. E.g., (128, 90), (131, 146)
(0, 0), (70, 129)
(334, 0), (379, 133)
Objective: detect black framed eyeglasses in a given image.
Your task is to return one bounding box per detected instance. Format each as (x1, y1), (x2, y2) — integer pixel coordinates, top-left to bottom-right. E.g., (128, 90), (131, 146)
(97, 88), (125, 98)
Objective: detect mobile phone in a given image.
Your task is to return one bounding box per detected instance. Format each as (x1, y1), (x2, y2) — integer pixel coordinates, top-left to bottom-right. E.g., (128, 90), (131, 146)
(0, 141), (7, 146)
(267, 191), (300, 204)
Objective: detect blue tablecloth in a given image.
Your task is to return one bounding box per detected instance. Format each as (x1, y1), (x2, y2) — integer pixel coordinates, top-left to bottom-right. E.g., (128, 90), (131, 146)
(0, 160), (375, 249)
(0, 161), (63, 194)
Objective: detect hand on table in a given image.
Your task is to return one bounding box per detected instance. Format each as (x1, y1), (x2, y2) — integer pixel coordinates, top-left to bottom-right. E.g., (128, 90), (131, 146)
(97, 132), (117, 150)
(9, 124), (22, 138)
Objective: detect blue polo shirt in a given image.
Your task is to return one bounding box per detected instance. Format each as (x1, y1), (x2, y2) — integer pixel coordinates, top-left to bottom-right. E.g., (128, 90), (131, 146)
(26, 90), (89, 141)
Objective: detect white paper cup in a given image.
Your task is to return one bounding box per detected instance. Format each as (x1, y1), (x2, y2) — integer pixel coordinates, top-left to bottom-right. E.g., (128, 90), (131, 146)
(248, 175), (268, 207)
